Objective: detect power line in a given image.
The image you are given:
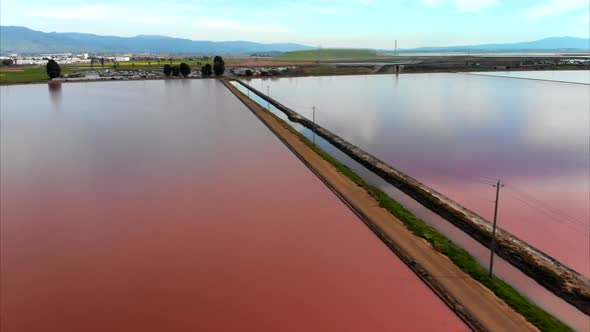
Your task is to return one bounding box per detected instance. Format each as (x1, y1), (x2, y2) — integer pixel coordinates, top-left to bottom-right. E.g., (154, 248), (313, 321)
(489, 179), (504, 277)
(504, 190), (590, 237)
(504, 184), (588, 227)
(237, 84), (588, 238)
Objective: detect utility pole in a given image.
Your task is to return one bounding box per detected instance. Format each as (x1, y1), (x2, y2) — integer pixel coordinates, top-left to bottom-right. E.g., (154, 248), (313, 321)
(312, 105), (316, 145)
(489, 179), (504, 277)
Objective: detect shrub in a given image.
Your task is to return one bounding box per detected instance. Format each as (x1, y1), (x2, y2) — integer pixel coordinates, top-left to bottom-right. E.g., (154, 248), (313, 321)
(172, 65), (180, 77)
(213, 56), (225, 76)
(201, 64), (213, 77)
(163, 64), (172, 76)
(179, 62), (191, 77)
(46, 59), (61, 79)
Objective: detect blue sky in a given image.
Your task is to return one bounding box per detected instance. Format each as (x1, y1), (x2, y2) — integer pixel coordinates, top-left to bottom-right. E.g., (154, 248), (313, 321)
(1, 0), (588, 48)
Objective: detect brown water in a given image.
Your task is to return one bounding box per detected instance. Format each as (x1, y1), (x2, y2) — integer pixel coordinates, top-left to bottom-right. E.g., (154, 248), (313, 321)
(0, 80), (467, 332)
(248, 73), (590, 277)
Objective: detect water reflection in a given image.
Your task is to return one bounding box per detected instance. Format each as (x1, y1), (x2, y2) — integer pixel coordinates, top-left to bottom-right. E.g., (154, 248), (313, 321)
(474, 70), (590, 84)
(231, 80), (590, 331)
(48, 82), (62, 110)
(250, 73), (590, 276)
(0, 80), (467, 332)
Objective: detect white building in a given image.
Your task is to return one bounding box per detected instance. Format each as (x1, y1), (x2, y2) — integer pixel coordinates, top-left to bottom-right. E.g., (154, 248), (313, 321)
(11, 55), (92, 65)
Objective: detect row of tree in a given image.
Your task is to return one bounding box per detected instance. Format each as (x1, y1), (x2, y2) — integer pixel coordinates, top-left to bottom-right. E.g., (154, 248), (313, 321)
(44, 55), (226, 79)
(162, 56), (225, 78)
(163, 62), (192, 77)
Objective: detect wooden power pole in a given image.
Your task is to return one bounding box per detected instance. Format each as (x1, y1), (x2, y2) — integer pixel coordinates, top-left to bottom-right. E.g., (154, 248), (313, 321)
(312, 106), (316, 146)
(489, 179), (504, 277)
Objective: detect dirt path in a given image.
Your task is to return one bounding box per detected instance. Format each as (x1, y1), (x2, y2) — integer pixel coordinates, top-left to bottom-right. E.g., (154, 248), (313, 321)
(222, 79), (538, 332)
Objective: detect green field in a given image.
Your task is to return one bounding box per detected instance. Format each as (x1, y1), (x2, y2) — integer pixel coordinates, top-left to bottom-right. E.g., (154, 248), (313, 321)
(301, 66), (373, 76)
(0, 67), (74, 84)
(0, 59), (216, 84)
(274, 49), (380, 62)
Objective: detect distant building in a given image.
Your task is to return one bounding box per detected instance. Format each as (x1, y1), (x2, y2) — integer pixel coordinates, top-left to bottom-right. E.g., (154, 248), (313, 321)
(107, 56), (130, 62)
(10, 54), (92, 65)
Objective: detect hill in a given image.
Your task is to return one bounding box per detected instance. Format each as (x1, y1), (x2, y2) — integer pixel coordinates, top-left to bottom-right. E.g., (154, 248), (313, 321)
(2, 26), (587, 55)
(0, 26), (312, 54)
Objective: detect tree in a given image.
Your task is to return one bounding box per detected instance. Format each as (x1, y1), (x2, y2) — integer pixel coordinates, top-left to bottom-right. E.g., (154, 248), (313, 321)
(213, 56), (225, 76)
(46, 59), (61, 79)
(201, 64), (212, 77)
(172, 65), (180, 77)
(100, 58), (105, 67)
(1, 59), (13, 66)
(163, 64), (172, 76)
(245, 69), (253, 76)
(179, 62), (191, 77)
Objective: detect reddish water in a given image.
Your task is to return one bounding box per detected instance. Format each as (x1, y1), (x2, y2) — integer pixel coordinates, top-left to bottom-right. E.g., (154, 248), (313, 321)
(250, 74), (590, 277)
(0, 80), (467, 332)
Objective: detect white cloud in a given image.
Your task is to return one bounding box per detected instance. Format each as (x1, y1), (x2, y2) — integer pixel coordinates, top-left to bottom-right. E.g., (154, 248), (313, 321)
(287, 2), (351, 14)
(24, 6), (116, 19)
(521, 0), (589, 20)
(22, 5), (181, 25)
(421, 0), (500, 12)
(452, 0), (500, 12)
(314, 0), (374, 4)
(421, 0), (442, 7)
(191, 19), (289, 33)
(286, 0), (375, 14)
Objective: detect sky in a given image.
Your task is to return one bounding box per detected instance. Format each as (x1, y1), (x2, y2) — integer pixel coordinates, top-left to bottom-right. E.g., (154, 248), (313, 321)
(1, 0), (589, 48)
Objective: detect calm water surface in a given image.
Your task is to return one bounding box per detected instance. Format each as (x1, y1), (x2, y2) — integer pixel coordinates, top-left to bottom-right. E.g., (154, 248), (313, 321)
(474, 70), (590, 84)
(250, 73), (590, 277)
(0, 80), (467, 332)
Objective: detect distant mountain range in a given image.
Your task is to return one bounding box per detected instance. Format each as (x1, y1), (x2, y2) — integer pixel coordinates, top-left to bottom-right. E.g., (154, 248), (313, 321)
(1, 26), (588, 55)
(401, 37), (590, 52)
(0, 26), (312, 54)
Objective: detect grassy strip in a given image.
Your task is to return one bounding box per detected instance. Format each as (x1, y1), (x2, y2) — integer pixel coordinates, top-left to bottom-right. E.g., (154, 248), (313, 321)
(274, 49), (379, 62)
(0, 66), (77, 84)
(0, 60), (217, 84)
(235, 85), (573, 332)
(301, 66), (373, 76)
(1, 67), (49, 84)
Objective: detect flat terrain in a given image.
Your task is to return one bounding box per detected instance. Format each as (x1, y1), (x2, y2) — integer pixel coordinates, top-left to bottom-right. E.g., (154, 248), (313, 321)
(1, 54), (587, 84)
(274, 49), (380, 62)
(0, 80), (468, 332)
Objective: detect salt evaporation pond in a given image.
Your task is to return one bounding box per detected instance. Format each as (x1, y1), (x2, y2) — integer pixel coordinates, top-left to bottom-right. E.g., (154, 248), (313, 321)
(249, 73), (590, 277)
(0, 80), (467, 332)
(474, 70), (590, 84)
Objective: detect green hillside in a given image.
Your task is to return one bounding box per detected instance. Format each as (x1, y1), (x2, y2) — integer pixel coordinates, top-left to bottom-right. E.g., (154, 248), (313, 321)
(274, 49), (379, 62)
